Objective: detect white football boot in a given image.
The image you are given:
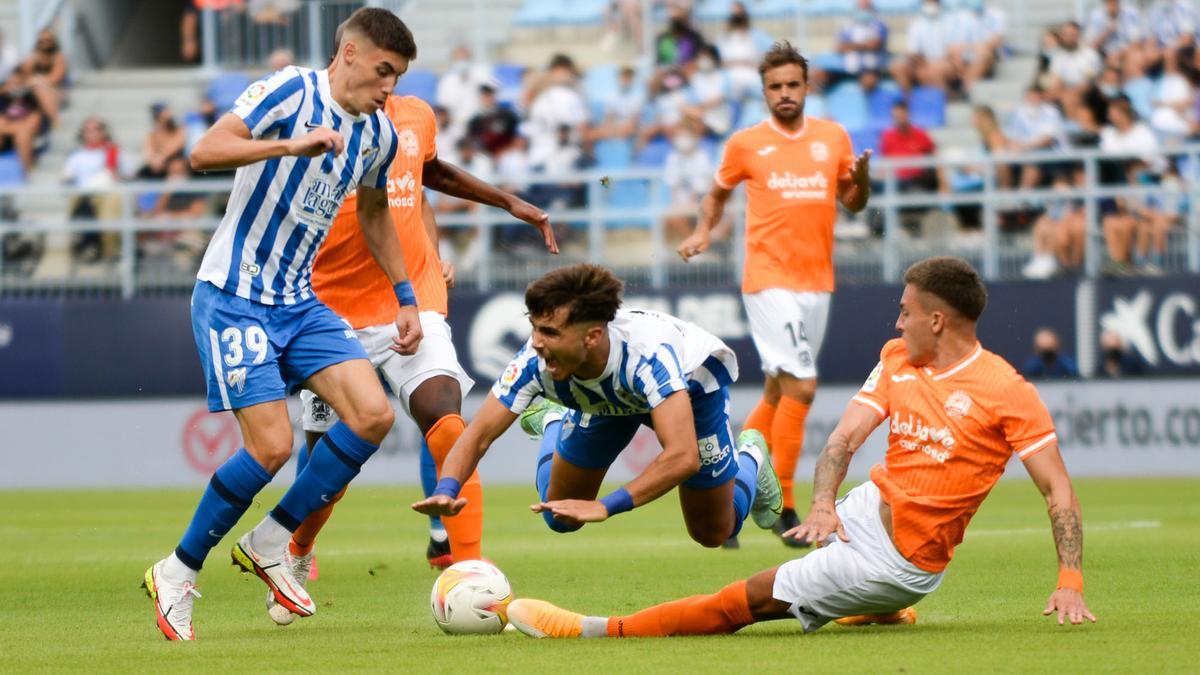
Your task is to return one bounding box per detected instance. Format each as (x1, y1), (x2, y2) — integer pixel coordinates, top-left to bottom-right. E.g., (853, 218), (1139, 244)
(266, 549), (315, 625)
(231, 532), (316, 618)
(143, 558), (201, 641)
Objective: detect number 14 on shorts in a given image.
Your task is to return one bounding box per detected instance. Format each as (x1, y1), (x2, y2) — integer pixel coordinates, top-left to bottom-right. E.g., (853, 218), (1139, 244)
(783, 321), (814, 367)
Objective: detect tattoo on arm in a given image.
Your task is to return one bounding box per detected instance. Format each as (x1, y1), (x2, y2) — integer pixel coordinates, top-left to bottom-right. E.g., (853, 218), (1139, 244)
(1049, 501), (1083, 570)
(811, 436), (852, 505)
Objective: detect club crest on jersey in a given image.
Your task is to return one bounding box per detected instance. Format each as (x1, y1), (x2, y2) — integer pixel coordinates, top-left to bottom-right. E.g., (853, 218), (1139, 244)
(226, 367), (248, 394)
(300, 178), (348, 220)
(944, 390), (972, 420)
(398, 128), (420, 157)
(810, 141), (829, 162)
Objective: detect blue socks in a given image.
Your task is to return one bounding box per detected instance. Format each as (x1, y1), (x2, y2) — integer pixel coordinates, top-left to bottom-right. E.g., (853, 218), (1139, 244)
(175, 448), (273, 571)
(535, 420), (579, 533)
(728, 450), (759, 539)
(419, 439), (444, 533)
(269, 421), (378, 531)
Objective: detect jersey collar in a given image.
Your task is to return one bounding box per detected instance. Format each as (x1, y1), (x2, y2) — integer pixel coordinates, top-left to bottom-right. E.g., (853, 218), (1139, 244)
(767, 116), (807, 141)
(924, 342), (983, 381)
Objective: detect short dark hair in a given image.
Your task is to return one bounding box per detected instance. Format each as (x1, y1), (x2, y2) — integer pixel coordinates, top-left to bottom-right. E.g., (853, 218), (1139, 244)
(903, 257), (988, 321)
(758, 41), (808, 82)
(337, 7), (416, 60)
(525, 264), (624, 325)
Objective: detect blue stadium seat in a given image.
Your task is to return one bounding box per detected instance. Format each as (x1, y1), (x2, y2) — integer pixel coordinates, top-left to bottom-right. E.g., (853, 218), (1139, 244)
(805, 93), (828, 120)
(1123, 77), (1155, 121)
(393, 69), (439, 104)
(583, 63), (621, 108)
(0, 152), (24, 185)
(851, 128), (882, 154)
(605, 179), (652, 229)
(557, 0), (607, 24)
(493, 63), (526, 106)
(735, 98), (769, 127)
(635, 138), (673, 168)
(754, 0), (801, 17)
(874, 0), (922, 13)
(696, 0), (734, 21)
(207, 72), (252, 111)
(804, 0), (853, 16)
(512, 0), (561, 26)
(868, 86), (904, 131)
(593, 139), (633, 169)
(137, 192), (161, 215)
(825, 82), (868, 132)
(908, 86), (946, 129)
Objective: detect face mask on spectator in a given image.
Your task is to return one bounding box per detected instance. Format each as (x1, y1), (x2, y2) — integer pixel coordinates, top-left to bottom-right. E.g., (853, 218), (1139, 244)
(922, 2), (940, 18)
(1039, 348), (1058, 363)
(674, 133), (698, 152)
(1099, 84), (1119, 98)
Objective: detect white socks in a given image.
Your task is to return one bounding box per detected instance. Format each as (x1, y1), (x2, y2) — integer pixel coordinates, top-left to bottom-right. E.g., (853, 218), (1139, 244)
(163, 552), (198, 583)
(581, 616), (609, 638)
(249, 515), (292, 557)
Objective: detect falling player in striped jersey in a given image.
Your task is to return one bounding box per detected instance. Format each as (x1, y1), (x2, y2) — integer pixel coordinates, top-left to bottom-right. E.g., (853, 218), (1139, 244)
(142, 8), (423, 641)
(413, 264), (784, 548)
(504, 258), (1097, 639)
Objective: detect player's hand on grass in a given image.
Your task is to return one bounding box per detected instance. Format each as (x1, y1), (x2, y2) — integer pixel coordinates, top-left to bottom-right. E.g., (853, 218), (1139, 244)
(531, 499), (608, 527)
(390, 305), (423, 355)
(289, 127), (344, 158)
(507, 197), (559, 254)
(441, 260), (456, 289)
(786, 503), (848, 546)
(677, 230), (710, 261)
(412, 494), (468, 516)
(1043, 588), (1097, 626)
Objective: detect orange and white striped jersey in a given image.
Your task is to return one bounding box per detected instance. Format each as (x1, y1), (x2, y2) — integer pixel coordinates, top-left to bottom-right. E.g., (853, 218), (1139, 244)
(310, 96), (445, 328)
(851, 338), (1058, 573)
(715, 116), (855, 294)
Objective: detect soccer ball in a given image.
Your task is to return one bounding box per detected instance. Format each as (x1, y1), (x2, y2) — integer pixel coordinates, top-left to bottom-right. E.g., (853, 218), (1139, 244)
(429, 560), (512, 635)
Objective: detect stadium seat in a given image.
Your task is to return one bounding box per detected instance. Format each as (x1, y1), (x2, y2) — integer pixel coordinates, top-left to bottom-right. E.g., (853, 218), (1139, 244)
(805, 93), (828, 120)
(754, 0), (801, 17)
(0, 152), (24, 185)
(874, 0), (922, 13)
(696, 0), (735, 21)
(867, 86), (905, 131)
(207, 72), (252, 111)
(557, 0), (607, 24)
(908, 86), (946, 129)
(635, 138), (673, 168)
(825, 82), (868, 132)
(804, 0), (853, 16)
(1123, 77), (1155, 121)
(393, 69), (439, 104)
(583, 63), (621, 109)
(512, 0), (561, 27)
(493, 63), (526, 105)
(851, 128), (882, 155)
(593, 139), (633, 169)
(605, 178), (652, 229)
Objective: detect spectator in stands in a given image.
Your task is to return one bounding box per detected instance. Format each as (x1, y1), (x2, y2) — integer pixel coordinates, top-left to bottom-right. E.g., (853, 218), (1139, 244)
(438, 45), (493, 147)
(1085, 0), (1148, 66)
(971, 103), (1014, 187)
(63, 117), (136, 262)
(682, 45), (733, 137)
(249, 0), (299, 25)
(1006, 85), (1068, 189)
(1047, 21), (1103, 120)
(1097, 328), (1148, 377)
(1024, 175), (1086, 279)
(880, 101), (940, 193)
(837, 0), (890, 78)
(654, 2), (705, 68)
(435, 138), (495, 216)
(892, 0), (953, 92)
(591, 65), (644, 142)
(716, 2), (773, 100)
(946, 0), (1004, 91)
(1022, 327), (1079, 379)
(602, 0), (643, 52)
(19, 29), (67, 126)
(0, 69), (47, 172)
(639, 68), (690, 150)
(1147, 0), (1200, 65)
(1100, 96), (1163, 171)
(0, 29), (20, 83)
(529, 123), (585, 210)
(525, 54), (588, 166)
(496, 135), (532, 196)
(662, 127), (715, 242)
(148, 154), (208, 219)
(433, 105), (454, 161)
(1084, 65), (1125, 124)
(141, 154), (211, 268)
(266, 47), (294, 73)
(1067, 104), (1103, 148)
(1130, 160), (1183, 272)
(467, 82), (519, 156)
(137, 103), (187, 180)
(1149, 49), (1194, 141)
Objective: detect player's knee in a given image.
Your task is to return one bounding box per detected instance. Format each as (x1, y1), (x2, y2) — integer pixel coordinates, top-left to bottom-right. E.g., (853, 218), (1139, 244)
(779, 376), (817, 405)
(542, 511), (582, 534)
(344, 399), (395, 443)
(687, 522), (730, 548)
(245, 431), (294, 474)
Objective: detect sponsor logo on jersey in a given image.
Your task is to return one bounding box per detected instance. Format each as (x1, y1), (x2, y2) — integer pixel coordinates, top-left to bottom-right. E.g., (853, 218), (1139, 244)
(300, 178), (349, 220)
(891, 373), (917, 382)
(890, 412), (956, 463)
(757, 145), (777, 156)
(766, 171), (829, 200)
(386, 170), (419, 209)
(697, 433), (730, 469)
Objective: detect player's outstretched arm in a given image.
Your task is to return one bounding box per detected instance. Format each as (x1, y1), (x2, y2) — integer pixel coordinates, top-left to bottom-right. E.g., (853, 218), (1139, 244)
(1025, 444), (1098, 626)
(787, 400), (882, 545)
(423, 157), (558, 254)
(189, 113), (345, 172)
(534, 391), (699, 525)
(678, 183), (732, 261)
(837, 149), (872, 214)
(412, 394), (517, 516)
(357, 184), (423, 355)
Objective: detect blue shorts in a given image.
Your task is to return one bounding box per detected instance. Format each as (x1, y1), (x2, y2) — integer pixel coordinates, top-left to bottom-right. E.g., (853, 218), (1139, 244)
(555, 388), (737, 490)
(191, 281), (368, 412)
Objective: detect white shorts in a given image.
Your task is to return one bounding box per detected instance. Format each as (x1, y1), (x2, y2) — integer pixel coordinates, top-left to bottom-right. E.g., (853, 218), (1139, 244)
(300, 311), (475, 432)
(742, 289), (831, 379)
(771, 481), (944, 632)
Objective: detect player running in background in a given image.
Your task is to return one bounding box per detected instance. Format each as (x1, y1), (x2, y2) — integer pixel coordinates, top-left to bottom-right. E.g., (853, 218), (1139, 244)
(142, 9), (422, 641)
(266, 89), (557, 625)
(678, 42), (872, 547)
(412, 264), (783, 548)
(507, 257), (1097, 638)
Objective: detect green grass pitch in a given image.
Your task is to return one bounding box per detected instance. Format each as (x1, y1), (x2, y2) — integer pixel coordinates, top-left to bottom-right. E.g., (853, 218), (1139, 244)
(0, 478), (1195, 673)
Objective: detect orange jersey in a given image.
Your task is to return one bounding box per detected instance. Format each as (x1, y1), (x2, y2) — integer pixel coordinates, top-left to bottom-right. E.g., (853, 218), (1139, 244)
(850, 338), (1057, 573)
(716, 117), (854, 294)
(310, 96), (445, 327)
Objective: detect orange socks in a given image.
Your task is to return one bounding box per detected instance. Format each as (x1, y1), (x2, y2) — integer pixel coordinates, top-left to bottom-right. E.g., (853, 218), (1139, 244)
(771, 397), (811, 510)
(425, 414), (483, 562)
(606, 580), (753, 637)
(743, 399), (777, 439)
(289, 486), (346, 557)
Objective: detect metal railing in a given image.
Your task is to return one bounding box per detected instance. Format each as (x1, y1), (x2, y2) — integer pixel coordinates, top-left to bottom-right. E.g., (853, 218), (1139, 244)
(1, 144), (1198, 298)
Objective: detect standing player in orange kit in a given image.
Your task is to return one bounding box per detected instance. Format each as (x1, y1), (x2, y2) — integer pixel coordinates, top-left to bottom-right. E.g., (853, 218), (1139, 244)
(678, 41), (872, 547)
(266, 89), (557, 625)
(506, 257), (1097, 639)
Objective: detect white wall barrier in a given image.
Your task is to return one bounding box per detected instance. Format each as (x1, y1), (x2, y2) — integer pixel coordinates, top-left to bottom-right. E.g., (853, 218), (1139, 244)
(1, 380), (1198, 489)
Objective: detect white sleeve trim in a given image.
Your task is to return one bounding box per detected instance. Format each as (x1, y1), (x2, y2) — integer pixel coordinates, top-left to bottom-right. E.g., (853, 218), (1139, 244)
(713, 172), (734, 190)
(1017, 432), (1057, 459)
(851, 395), (887, 418)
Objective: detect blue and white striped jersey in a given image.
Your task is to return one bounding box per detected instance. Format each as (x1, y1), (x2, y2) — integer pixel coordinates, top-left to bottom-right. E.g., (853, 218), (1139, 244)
(196, 66), (398, 305)
(492, 309), (739, 416)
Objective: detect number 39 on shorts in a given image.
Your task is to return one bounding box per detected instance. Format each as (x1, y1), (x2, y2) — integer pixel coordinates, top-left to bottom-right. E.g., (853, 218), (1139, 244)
(220, 325), (269, 367)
